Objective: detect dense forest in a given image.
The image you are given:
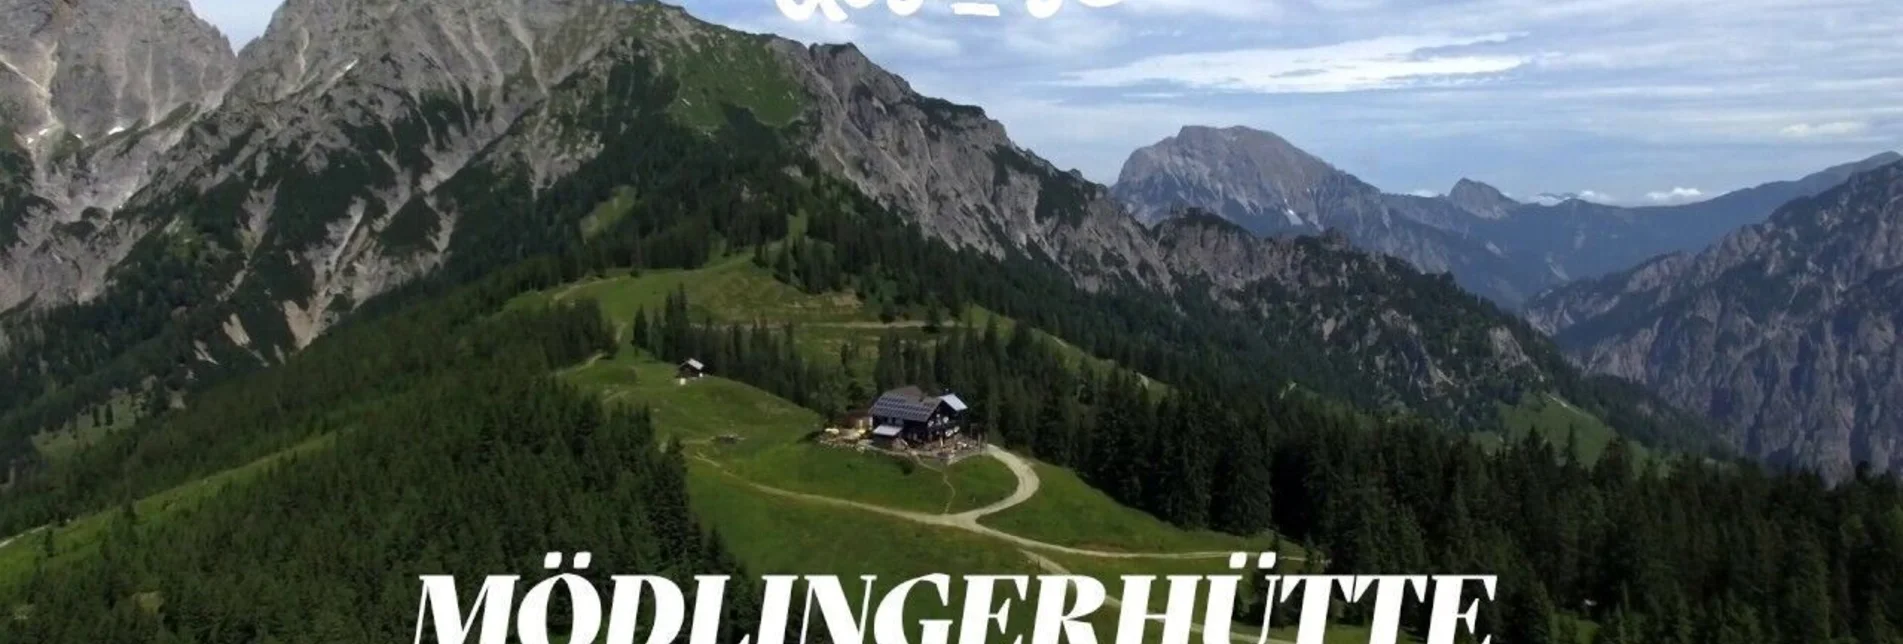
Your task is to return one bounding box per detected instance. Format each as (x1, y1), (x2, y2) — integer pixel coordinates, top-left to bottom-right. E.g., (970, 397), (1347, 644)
(0, 296), (764, 642)
(4, 32), (1902, 644)
(636, 258), (1903, 644)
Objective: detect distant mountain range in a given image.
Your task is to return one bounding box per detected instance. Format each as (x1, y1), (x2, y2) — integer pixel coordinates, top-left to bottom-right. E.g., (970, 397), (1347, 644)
(0, 0), (1707, 463)
(1525, 161), (1903, 478)
(1112, 125), (1900, 307)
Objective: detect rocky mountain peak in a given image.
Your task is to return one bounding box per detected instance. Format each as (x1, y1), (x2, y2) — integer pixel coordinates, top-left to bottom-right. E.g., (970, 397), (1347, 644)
(1112, 125), (1362, 233)
(1114, 125), (1344, 222)
(1, 0), (235, 145)
(1, 0), (239, 312)
(1526, 162), (1903, 478)
(1112, 125), (1541, 303)
(1447, 178), (1519, 219)
(226, 0), (635, 106)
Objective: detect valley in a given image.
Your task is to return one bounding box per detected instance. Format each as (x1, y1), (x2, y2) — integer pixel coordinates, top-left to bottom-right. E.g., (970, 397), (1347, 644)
(3, 0), (1903, 642)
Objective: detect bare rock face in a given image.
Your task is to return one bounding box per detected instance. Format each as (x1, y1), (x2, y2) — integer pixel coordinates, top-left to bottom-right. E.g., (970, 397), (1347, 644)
(1112, 125), (1898, 309)
(0, 0), (1691, 452)
(1527, 162), (1903, 478)
(1447, 178), (1519, 220)
(771, 42), (1172, 293)
(0, 0), (233, 145)
(1111, 126), (1535, 304)
(1116, 126), (1344, 228)
(0, 0), (237, 311)
(124, 0), (644, 348)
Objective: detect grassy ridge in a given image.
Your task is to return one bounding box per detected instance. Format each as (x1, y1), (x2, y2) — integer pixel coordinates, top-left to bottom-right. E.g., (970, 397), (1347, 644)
(519, 256), (1156, 382)
(0, 433), (336, 594)
(1481, 393), (1652, 465)
(982, 461), (1283, 555)
(529, 261), (1378, 641)
(563, 354), (1017, 514)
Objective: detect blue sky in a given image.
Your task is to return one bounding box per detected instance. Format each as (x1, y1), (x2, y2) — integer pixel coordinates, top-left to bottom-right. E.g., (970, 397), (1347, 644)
(188, 0), (1901, 205)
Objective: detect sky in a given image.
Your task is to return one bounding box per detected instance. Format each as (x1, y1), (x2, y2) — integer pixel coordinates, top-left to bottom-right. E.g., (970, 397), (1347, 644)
(188, 0), (1902, 205)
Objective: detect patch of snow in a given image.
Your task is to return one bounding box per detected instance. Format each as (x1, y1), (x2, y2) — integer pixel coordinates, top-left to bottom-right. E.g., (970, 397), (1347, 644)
(1485, 241), (1504, 256)
(24, 125), (54, 145)
(1283, 207), (1302, 227)
(107, 125), (128, 136)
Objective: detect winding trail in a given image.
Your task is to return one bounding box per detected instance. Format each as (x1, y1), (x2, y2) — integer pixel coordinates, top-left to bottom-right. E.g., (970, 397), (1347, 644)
(0, 527), (45, 552)
(694, 445), (1278, 562)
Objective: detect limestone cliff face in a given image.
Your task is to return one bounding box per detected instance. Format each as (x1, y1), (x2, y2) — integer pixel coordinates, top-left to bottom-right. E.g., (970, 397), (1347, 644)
(1111, 126), (1538, 304)
(1112, 125), (1898, 309)
(0, 0), (236, 310)
(121, 0), (645, 347)
(1447, 178), (1519, 220)
(4, 0), (656, 346)
(1, 0), (1693, 453)
(1527, 162), (1903, 478)
(771, 42), (1172, 293)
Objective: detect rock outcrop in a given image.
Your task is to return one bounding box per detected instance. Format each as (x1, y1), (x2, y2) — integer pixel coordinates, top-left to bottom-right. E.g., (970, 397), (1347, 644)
(1526, 161), (1903, 478)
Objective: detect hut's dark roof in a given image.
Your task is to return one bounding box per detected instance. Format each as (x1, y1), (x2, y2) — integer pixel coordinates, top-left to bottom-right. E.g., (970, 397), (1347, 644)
(869, 386), (967, 422)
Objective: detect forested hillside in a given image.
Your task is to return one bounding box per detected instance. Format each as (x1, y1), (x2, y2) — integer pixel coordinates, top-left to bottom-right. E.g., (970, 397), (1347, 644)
(0, 263), (768, 642)
(1526, 161), (1903, 479)
(6, 2), (1903, 642)
(0, 0), (1710, 476)
(10, 196), (1903, 642)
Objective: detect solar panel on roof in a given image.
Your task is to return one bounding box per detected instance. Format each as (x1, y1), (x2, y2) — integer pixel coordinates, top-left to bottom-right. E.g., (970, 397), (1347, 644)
(870, 391), (936, 422)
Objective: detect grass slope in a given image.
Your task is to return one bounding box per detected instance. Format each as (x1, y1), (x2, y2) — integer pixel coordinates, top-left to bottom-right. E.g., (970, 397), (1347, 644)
(982, 461), (1280, 554)
(518, 255), (1156, 384)
(0, 434), (336, 594)
(1483, 393), (1653, 465)
(526, 261), (1372, 641)
(564, 354), (1016, 515)
(29, 393), (139, 463)
(632, 7), (806, 130)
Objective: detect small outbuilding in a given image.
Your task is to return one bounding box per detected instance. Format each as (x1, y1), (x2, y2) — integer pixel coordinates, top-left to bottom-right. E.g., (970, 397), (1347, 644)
(677, 358), (707, 381)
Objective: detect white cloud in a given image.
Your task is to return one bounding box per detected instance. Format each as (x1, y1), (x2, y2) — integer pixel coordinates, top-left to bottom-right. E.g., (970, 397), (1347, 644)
(1001, 9), (1129, 58)
(1408, 189), (1440, 197)
(1780, 121), (1872, 138)
(1645, 187), (1705, 203)
(1576, 190), (1618, 204)
(1061, 33), (1528, 94)
(884, 25), (966, 57)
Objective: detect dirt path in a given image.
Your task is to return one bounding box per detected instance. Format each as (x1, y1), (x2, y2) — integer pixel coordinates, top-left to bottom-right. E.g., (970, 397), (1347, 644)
(695, 446), (1267, 562)
(954, 447), (1040, 520)
(1019, 550), (1295, 644)
(0, 527), (44, 551)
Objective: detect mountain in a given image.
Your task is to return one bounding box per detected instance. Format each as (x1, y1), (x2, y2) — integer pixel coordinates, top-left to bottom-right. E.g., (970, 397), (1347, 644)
(1447, 178), (1520, 220)
(0, 0), (1711, 473)
(1112, 126), (1538, 304)
(1477, 151), (1903, 284)
(0, 0), (236, 311)
(1112, 125), (1896, 306)
(681, 61), (1706, 443)
(1525, 161), (1903, 478)
(15, 3), (1898, 641)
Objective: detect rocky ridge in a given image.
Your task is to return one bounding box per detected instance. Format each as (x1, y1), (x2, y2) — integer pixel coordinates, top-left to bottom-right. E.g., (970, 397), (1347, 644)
(1111, 125), (1898, 307)
(0, 0), (1697, 455)
(1526, 161), (1903, 477)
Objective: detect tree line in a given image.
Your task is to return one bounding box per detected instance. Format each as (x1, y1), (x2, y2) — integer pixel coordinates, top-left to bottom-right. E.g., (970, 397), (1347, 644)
(696, 225), (1903, 644)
